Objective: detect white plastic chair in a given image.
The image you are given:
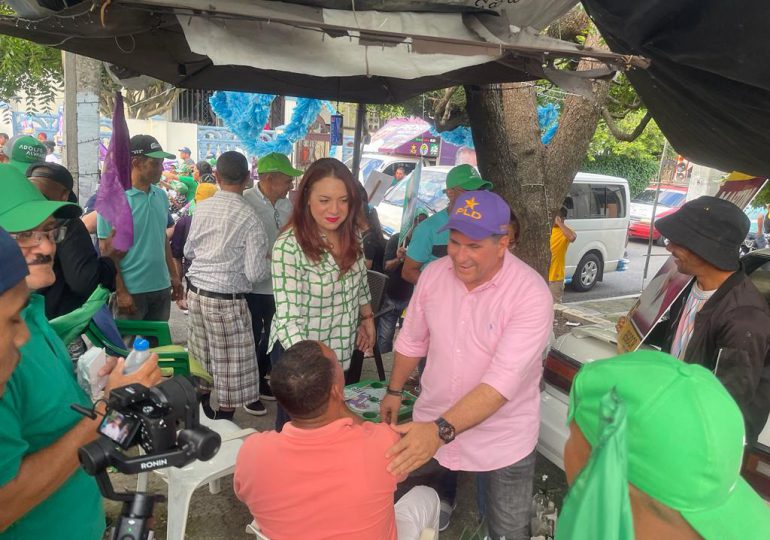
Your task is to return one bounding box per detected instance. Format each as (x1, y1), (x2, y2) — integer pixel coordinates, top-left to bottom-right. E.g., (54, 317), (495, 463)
(137, 406), (256, 540)
(246, 520), (438, 539)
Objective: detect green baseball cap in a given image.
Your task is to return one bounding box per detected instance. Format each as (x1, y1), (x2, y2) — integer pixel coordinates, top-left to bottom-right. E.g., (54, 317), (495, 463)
(445, 164), (493, 191)
(569, 350), (770, 540)
(257, 152), (303, 177)
(0, 164), (81, 232)
(4, 135), (47, 175)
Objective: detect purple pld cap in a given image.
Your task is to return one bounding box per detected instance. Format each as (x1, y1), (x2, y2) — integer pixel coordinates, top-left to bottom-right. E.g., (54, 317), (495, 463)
(438, 190), (511, 240)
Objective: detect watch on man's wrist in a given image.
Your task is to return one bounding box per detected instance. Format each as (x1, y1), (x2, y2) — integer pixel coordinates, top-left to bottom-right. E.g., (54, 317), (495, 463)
(434, 417), (456, 444)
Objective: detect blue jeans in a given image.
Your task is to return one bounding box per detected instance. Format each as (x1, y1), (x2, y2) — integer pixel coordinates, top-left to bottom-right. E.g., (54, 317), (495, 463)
(480, 450), (536, 540)
(270, 341), (290, 432)
(376, 296), (410, 353)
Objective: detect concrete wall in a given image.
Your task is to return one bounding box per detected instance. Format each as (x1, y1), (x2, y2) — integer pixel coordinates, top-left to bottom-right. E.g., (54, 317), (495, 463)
(125, 118), (198, 160)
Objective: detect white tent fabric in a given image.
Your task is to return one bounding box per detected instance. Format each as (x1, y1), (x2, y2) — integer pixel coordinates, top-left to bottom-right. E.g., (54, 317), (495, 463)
(0, 0), (636, 103)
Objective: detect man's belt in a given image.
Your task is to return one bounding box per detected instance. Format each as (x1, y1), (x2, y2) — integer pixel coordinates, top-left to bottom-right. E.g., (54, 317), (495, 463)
(186, 280), (246, 300)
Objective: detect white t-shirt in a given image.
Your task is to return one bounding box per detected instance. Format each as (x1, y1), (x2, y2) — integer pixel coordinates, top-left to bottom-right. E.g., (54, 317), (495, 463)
(670, 282), (716, 359)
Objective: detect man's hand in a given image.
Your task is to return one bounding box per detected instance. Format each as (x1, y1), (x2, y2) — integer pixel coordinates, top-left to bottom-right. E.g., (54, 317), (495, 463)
(176, 297), (188, 311)
(170, 279), (184, 301)
(385, 421), (443, 476)
(116, 290), (137, 315)
(380, 394), (403, 425)
(396, 246), (407, 261)
(104, 354), (162, 395)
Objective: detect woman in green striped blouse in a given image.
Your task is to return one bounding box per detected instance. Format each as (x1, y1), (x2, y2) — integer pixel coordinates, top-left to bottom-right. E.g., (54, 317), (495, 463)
(270, 158), (376, 380)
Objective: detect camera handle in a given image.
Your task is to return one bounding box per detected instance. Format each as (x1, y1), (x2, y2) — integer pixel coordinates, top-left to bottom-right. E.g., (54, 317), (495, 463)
(81, 437), (212, 540)
(94, 470), (162, 540)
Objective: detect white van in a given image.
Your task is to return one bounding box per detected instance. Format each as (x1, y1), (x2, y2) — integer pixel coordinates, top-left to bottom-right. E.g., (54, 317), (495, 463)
(376, 169), (629, 292)
(563, 173), (631, 291)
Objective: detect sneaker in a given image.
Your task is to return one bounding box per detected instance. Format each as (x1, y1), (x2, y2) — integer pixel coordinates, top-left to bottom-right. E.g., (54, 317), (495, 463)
(202, 400), (235, 421)
(260, 383), (277, 401)
(439, 500), (456, 532)
(244, 400), (267, 416)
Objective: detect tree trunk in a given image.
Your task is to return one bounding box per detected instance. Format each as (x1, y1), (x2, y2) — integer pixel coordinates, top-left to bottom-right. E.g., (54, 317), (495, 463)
(465, 30), (610, 279)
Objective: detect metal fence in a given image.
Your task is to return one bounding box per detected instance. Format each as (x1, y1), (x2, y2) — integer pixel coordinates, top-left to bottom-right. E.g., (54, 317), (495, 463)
(172, 89), (220, 126)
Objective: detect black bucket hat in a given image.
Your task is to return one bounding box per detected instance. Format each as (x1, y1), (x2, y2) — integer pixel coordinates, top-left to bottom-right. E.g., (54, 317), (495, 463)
(655, 196), (749, 271)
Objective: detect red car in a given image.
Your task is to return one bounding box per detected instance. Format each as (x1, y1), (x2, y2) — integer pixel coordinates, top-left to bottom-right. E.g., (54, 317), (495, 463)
(628, 185), (688, 244)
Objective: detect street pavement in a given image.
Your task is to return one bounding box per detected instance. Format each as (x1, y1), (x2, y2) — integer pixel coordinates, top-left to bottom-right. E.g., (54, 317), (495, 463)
(564, 239), (670, 303)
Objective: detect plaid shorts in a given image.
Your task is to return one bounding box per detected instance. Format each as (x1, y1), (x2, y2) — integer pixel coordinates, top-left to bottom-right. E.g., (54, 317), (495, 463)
(187, 291), (258, 407)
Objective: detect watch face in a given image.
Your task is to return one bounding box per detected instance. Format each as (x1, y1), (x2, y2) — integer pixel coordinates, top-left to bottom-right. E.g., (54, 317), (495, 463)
(437, 419), (455, 443)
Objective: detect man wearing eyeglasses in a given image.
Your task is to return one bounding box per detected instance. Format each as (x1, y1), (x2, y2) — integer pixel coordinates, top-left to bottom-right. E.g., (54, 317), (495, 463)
(243, 153), (301, 406)
(0, 164), (161, 539)
(25, 162), (120, 320)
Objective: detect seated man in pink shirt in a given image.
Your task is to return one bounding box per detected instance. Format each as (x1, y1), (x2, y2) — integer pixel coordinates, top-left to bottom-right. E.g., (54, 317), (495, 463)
(381, 190), (553, 540)
(234, 340), (440, 540)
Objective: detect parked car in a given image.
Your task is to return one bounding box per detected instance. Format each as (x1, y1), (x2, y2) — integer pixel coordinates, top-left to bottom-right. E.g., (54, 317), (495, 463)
(375, 165), (454, 237)
(628, 185), (688, 245)
(538, 248), (770, 499)
(345, 153), (429, 184)
(563, 173), (631, 292)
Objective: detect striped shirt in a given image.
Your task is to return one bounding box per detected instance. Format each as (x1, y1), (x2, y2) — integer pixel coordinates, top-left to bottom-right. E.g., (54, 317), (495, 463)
(269, 228), (371, 369)
(670, 282), (715, 359)
(185, 191), (269, 293)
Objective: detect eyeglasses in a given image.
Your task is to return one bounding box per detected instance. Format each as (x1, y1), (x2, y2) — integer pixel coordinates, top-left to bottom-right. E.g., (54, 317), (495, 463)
(11, 226), (67, 248)
(273, 209), (281, 229)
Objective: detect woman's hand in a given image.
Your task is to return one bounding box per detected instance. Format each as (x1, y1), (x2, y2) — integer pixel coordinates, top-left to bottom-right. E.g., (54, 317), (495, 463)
(356, 318), (376, 352)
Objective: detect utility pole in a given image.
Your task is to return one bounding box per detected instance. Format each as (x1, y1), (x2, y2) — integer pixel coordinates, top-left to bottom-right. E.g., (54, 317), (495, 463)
(62, 52), (101, 204)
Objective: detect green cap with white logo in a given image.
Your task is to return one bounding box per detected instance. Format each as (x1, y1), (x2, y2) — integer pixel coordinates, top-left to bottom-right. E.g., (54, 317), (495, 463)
(4, 135), (47, 175)
(568, 350), (770, 540)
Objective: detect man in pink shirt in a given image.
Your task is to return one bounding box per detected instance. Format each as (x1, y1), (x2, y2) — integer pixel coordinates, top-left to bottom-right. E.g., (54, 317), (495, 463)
(381, 191), (553, 539)
(234, 340), (440, 540)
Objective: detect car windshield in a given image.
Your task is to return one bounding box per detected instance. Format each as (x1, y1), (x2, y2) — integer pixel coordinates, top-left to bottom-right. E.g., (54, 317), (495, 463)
(383, 169), (449, 211)
(345, 156), (384, 181)
(633, 189), (686, 207)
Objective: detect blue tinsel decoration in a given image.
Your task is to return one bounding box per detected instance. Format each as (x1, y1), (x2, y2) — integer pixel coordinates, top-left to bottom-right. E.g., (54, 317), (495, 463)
(254, 98), (326, 155)
(210, 92), (338, 157)
(209, 92), (275, 155)
(538, 103), (560, 144)
(430, 103), (561, 147)
(430, 125), (474, 149)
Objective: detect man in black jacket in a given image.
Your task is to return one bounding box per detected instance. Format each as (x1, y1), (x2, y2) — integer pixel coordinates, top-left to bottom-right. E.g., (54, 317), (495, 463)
(647, 196), (770, 443)
(26, 163), (120, 319)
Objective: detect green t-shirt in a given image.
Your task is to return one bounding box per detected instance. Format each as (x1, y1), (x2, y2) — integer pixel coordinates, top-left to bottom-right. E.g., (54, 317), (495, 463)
(97, 185), (171, 294)
(178, 175), (198, 202)
(405, 209), (450, 269)
(0, 294), (104, 540)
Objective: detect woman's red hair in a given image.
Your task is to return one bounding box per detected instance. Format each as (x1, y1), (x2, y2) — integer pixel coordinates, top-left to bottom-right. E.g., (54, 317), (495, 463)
(287, 158), (363, 275)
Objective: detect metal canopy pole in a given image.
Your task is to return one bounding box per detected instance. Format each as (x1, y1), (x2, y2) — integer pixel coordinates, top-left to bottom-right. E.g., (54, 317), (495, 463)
(351, 103), (366, 180)
(642, 138), (670, 289)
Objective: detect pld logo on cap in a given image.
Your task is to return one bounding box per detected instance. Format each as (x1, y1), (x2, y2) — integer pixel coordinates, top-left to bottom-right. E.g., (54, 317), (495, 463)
(456, 197), (482, 220)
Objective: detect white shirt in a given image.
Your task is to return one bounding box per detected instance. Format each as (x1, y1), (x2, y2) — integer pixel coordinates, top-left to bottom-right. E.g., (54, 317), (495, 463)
(243, 184), (293, 294)
(185, 191), (269, 293)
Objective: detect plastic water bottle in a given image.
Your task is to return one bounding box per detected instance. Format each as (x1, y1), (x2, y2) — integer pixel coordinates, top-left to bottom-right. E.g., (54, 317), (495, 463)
(123, 337), (151, 374)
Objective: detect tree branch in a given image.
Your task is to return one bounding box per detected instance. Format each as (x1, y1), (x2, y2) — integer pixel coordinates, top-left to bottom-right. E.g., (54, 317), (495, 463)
(600, 109), (652, 142)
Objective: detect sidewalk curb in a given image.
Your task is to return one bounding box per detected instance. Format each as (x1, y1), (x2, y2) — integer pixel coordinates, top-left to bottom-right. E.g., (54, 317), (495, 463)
(553, 303), (612, 326)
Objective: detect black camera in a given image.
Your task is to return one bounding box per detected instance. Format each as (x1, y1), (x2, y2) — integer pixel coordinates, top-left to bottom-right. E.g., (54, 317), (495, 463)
(75, 377), (220, 540)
